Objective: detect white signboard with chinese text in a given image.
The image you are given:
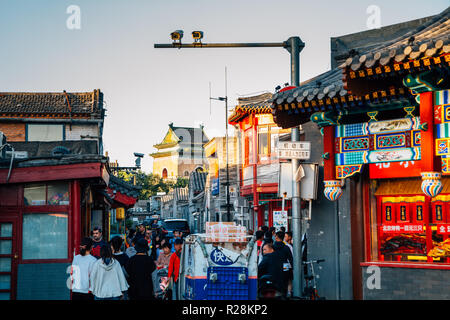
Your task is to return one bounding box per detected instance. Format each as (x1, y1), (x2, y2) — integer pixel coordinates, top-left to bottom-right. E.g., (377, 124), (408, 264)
(276, 141), (311, 160)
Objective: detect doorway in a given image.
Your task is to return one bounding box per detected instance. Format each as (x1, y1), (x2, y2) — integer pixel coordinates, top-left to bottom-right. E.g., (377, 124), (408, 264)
(0, 217), (18, 300)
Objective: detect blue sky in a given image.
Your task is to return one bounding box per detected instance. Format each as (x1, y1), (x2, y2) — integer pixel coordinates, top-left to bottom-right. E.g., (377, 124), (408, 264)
(0, 0), (448, 172)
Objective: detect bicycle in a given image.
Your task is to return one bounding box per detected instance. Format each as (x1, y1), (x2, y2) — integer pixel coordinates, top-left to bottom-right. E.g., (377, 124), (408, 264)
(302, 259), (325, 300)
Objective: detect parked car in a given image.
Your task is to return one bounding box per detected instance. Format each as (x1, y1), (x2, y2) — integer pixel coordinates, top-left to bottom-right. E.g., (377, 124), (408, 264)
(161, 219), (190, 238)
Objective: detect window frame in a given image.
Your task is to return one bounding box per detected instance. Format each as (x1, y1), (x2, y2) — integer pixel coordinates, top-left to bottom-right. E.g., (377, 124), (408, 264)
(25, 123), (65, 142)
(20, 181), (71, 264)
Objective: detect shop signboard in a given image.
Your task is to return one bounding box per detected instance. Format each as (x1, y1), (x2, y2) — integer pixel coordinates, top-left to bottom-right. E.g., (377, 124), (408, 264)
(437, 224), (450, 235)
(369, 161), (422, 179)
(380, 223), (424, 233)
(211, 178), (219, 196)
(276, 141), (311, 160)
(273, 210), (288, 231)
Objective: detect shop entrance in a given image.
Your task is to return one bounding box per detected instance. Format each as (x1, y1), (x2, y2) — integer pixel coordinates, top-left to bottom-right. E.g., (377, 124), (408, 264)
(0, 216), (18, 300)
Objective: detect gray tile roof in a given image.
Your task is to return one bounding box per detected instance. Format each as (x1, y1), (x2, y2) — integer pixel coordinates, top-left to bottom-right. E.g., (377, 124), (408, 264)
(0, 89), (104, 118)
(189, 171), (207, 194)
(271, 6), (450, 128)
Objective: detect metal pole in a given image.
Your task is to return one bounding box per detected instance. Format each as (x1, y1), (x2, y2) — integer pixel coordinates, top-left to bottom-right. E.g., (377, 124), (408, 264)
(285, 36), (305, 299)
(225, 67), (230, 222)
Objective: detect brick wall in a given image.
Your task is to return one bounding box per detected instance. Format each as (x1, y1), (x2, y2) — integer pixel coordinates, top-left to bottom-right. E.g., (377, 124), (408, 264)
(0, 123), (25, 141)
(362, 266), (450, 299)
(17, 263), (70, 300)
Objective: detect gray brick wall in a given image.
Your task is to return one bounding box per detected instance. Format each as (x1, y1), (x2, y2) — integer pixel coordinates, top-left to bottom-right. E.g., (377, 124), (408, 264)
(362, 266), (450, 299)
(17, 263), (70, 300)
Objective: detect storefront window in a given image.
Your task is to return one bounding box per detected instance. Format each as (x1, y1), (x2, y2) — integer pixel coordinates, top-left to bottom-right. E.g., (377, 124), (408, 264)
(47, 182), (69, 205)
(372, 191), (450, 264)
(22, 213), (68, 260)
(24, 184), (46, 206)
(24, 182), (69, 206)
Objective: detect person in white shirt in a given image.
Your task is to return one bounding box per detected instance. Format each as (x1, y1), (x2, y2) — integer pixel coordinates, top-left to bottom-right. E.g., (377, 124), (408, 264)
(89, 243), (129, 300)
(70, 237), (98, 300)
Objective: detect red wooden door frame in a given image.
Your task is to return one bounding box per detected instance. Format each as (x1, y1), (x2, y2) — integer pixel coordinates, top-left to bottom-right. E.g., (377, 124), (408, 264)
(0, 215), (19, 300)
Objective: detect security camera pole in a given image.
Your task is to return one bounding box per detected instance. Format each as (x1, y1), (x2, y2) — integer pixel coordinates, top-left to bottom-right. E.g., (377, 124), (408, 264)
(154, 34), (305, 298)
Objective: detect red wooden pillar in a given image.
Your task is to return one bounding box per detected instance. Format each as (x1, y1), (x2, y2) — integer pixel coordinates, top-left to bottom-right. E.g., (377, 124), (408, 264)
(420, 91), (439, 171)
(268, 201), (273, 227)
(323, 126), (336, 180)
(72, 180), (81, 256)
(420, 91), (439, 263)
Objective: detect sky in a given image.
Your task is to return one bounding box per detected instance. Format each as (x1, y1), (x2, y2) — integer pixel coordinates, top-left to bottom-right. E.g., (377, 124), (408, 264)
(0, 0), (448, 172)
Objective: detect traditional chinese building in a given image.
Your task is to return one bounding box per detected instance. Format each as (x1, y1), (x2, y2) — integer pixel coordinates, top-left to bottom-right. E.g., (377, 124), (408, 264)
(228, 92), (292, 230)
(271, 7), (450, 299)
(0, 90), (139, 300)
(150, 123), (208, 180)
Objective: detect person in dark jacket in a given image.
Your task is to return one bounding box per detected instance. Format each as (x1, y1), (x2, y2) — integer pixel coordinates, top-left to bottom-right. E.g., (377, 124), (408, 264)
(258, 242), (285, 297)
(125, 238), (157, 300)
(273, 231), (293, 297)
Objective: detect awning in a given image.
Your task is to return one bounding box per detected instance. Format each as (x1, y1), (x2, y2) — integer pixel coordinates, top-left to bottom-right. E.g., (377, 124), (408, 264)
(374, 177), (450, 196)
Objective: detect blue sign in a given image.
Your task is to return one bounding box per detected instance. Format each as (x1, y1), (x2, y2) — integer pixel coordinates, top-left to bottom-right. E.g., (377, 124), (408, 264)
(211, 178), (219, 196)
(210, 248), (234, 266)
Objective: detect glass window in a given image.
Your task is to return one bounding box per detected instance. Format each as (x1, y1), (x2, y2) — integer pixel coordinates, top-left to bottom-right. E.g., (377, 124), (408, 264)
(47, 182), (69, 205)
(0, 240), (12, 254)
(24, 182), (69, 206)
(258, 127), (269, 159)
(24, 184), (46, 206)
(0, 275), (10, 290)
(0, 258), (11, 272)
(0, 223), (12, 237)
(22, 213), (68, 260)
(27, 124), (64, 142)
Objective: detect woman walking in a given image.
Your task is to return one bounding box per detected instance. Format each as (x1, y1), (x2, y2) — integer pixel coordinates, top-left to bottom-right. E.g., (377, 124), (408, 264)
(70, 237), (97, 300)
(90, 245), (129, 300)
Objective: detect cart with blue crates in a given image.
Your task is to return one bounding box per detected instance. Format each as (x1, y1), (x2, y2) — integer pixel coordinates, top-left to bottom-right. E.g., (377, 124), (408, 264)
(178, 222), (258, 300)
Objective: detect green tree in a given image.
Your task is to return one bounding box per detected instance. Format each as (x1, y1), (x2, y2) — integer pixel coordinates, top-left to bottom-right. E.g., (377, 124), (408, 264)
(117, 170), (189, 200)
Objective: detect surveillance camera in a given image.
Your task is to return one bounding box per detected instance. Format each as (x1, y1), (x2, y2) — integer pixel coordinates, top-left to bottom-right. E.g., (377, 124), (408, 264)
(171, 30), (184, 41)
(192, 31), (203, 40)
(134, 152), (144, 158)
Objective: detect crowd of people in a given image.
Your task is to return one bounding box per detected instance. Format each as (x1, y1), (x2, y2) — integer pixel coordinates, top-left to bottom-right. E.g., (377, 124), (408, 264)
(69, 222), (183, 300)
(255, 226), (296, 299)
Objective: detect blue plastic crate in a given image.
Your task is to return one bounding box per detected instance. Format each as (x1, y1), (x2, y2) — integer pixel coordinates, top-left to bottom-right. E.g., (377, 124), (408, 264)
(206, 266), (249, 300)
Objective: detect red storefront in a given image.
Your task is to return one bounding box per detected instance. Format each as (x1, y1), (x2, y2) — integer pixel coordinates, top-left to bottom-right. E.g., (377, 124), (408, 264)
(271, 8), (450, 299)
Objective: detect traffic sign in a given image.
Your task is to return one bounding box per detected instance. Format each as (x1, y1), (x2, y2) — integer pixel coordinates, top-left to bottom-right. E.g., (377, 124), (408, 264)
(276, 141), (310, 160)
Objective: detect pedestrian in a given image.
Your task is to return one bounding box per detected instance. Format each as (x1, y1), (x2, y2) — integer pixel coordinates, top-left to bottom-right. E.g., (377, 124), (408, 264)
(126, 237), (138, 258)
(169, 230), (181, 252)
(111, 236), (129, 271)
(125, 238), (157, 300)
(258, 242), (285, 298)
(269, 227), (276, 242)
(91, 227), (107, 259)
(70, 237), (97, 300)
(280, 226), (286, 233)
(284, 232), (294, 255)
(90, 245), (129, 300)
(156, 242), (172, 269)
(273, 231), (293, 298)
(258, 231), (274, 265)
(126, 228), (136, 248)
(145, 229), (157, 260)
(255, 230), (264, 263)
(134, 224), (146, 241)
(168, 238), (183, 300)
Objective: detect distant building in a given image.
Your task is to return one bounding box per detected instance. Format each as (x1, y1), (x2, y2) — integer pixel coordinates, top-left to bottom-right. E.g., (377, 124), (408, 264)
(0, 89), (139, 300)
(188, 170), (208, 233)
(150, 123), (208, 179)
(204, 136), (240, 224)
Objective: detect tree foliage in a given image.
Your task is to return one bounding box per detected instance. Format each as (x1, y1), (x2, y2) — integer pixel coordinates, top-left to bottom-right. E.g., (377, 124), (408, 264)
(117, 170), (189, 200)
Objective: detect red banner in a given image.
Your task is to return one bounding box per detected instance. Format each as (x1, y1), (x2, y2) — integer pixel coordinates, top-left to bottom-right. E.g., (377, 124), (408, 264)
(369, 161), (422, 179)
(437, 224), (450, 235)
(380, 224), (424, 233)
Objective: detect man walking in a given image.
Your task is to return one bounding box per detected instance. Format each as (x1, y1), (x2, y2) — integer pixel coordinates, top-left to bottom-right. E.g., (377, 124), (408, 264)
(91, 227), (107, 259)
(258, 242), (285, 298)
(273, 231), (293, 298)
